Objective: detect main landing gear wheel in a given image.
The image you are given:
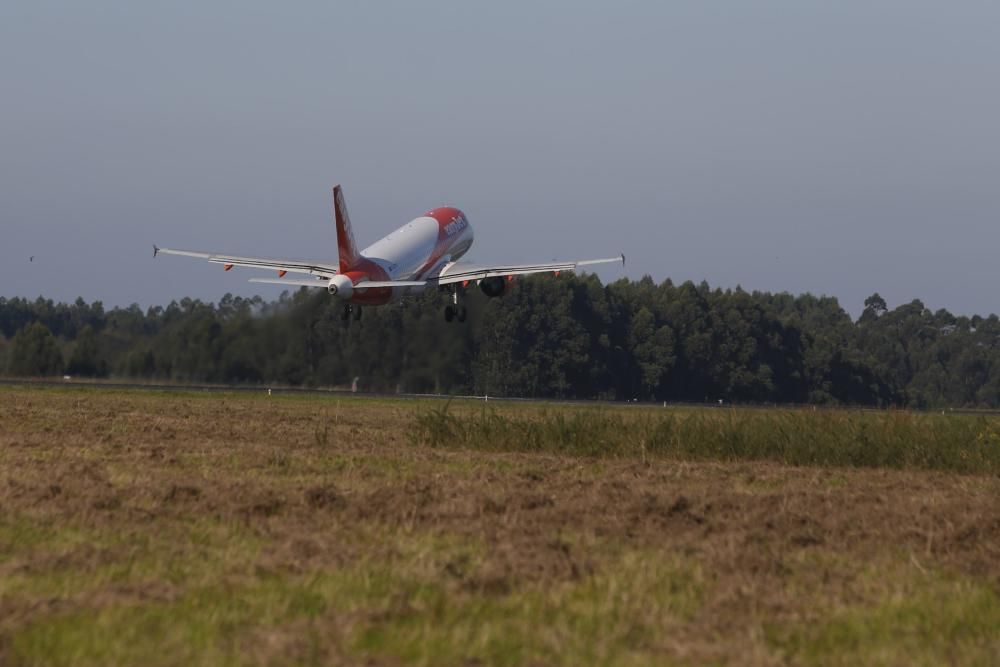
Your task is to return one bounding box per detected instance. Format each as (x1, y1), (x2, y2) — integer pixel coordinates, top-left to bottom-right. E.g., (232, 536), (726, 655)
(444, 304), (467, 323)
(342, 304), (361, 323)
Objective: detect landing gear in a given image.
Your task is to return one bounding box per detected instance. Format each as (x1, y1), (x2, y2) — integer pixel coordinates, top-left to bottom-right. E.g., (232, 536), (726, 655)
(443, 287), (467, 323)
(342, 304), (362, 323)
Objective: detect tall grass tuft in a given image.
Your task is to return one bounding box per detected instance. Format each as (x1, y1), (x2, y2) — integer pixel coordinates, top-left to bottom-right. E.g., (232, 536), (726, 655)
(413, 405), (1000, 475)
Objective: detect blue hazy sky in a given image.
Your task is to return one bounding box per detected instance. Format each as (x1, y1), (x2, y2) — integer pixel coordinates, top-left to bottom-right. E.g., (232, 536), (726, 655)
(2, 1), (998, 316)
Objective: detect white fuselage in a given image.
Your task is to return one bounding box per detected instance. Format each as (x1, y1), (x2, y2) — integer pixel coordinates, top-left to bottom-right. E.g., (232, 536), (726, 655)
(343, 206), (473, 305)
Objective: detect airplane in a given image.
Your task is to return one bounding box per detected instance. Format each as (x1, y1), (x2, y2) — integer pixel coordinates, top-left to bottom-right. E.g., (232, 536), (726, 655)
(154, 185), (624, 323)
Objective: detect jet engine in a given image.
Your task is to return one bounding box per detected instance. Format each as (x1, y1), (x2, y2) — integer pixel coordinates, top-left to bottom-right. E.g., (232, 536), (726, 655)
(327, 274), (354, 298)
(479, 276), (506, 298)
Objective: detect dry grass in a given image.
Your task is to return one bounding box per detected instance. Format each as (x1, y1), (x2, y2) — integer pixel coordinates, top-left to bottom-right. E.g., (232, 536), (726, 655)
(1, 386), (999, 666)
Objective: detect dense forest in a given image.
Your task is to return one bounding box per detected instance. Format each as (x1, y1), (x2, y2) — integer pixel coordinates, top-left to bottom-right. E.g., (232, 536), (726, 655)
(2, 275), (1000, 408)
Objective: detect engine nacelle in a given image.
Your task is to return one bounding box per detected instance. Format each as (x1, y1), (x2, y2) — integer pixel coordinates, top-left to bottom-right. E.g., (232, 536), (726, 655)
(327, 274), (354, 298)
(479, 276), (506, 298)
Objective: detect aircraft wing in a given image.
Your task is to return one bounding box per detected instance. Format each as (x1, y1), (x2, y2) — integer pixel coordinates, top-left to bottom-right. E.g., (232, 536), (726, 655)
(432, 254), (625, 286)
(248, 255), (624, 291)
(153, 245), (339, 278)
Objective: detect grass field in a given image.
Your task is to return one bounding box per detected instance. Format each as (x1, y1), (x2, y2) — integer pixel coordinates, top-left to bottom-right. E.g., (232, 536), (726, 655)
(2, 387), (1000, 666)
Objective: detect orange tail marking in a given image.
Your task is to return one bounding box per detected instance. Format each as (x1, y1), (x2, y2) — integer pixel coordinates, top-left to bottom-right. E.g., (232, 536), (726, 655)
(278, 270), (287, 278)
(224, 264), (233, 271)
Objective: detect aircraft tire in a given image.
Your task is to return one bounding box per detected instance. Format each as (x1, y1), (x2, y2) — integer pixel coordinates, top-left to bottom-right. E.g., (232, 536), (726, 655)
(457, 306), (467, 323)
(353, 305), (362, 322)
(444, 305), (456, 323)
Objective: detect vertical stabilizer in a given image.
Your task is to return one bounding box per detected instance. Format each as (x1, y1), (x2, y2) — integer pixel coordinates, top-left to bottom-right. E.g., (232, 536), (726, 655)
(333, 185), (360, 272)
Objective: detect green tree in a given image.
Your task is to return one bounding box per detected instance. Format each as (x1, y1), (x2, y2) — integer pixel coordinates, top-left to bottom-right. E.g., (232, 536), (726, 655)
(627, 307), (676, 398)
(66, 325), (107, 377)
(7, 322), (64, 376)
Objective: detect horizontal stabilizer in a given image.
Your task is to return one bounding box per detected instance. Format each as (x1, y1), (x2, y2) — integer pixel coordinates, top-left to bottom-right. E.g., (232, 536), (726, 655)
(355, 280), (426, 289)
(248, 278), (427, 290)
(249, 278), (326, 288)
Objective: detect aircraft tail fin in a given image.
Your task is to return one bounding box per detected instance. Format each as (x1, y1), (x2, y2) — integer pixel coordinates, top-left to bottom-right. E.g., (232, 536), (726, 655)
(333, 185), (360, 272)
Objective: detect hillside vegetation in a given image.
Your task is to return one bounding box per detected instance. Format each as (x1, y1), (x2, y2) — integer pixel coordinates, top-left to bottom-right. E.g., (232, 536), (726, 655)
(3, 276), (1000, 407)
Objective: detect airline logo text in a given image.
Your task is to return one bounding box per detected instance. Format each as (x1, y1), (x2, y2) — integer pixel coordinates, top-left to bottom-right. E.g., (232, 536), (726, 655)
(444, 216), (467, 237)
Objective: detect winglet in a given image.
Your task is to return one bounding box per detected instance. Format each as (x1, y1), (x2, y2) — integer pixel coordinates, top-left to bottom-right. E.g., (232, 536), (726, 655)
(333, 185), (360, 273)
(153, 244), (159, 258)
(621, 252), (626, 266)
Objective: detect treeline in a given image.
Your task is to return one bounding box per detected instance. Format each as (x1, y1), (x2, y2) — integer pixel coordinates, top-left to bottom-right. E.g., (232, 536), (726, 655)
(2, 276), (1000, 408)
